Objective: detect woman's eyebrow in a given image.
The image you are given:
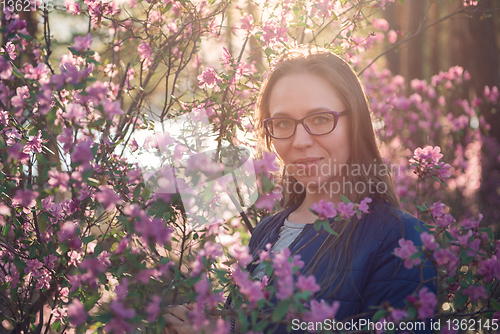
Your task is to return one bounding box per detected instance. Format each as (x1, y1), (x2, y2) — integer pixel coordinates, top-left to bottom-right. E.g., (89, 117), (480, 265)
(271, 107), (331, 118)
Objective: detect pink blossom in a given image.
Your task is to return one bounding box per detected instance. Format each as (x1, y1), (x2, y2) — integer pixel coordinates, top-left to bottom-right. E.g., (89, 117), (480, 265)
(25, 63), (50, 83)
(48, 170), (70, 192)
(477, 256), (500, 282)
(417, 287), (437, 319)
(413, 146), (443, 163)
(295, 275), (320, 294)
(58, 127), (74, 152)
(238, 13), (254, 32)
(138, 41), (153, 71)
(229, 244), (252, 267)
(68, 299), (87, 326)
(134, 215), (173, 245)
(357, 197), (372, 214)
(255, 190), (281, 210)
(197, 67), (221, 89)
(0, 109), (8, 126)
(102, 100), (123, 119)
(213, 318), (230, 334)
(311, 200), (337, 220)
(428, 201), (446, 218)
(23, 130), (45, 154)
(420, 232), (439, 251)
(394, 238), (421, 269)
(65, 0), (81, 14)
(12, 189), (39, 214)
(435, 214), (455, 228)
(462, 285), (487, 302)
(72, 33), (92, 52)
(232, 266), (265, 307)
(336, 202), (356, 218)
(388, 30), (397, 44)
(0, 56), (13, 80)
(1, 42), (17, 60)
(484, 86), (499, 103)
(71, 138), (94, 169)
(24, 259), (43, 275)
(304, 299), (340, 322)
(372, 18), (389, 31)
(461, 214), (482, 229)
(96, 185), (122, 211)
(253, 151), (278, 177)
(434, 248), (459, 276)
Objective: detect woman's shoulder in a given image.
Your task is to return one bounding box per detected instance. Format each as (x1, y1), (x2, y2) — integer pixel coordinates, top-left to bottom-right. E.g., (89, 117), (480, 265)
(362, 201), (426, 247)
(248, 206), (297, 252)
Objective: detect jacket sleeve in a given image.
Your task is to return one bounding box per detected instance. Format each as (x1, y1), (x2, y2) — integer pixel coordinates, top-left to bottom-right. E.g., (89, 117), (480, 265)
(359, 213), (437, 334)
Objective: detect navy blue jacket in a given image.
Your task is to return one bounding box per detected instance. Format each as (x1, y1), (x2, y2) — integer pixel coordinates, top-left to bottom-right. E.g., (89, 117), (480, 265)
(245, 201), (437, 333)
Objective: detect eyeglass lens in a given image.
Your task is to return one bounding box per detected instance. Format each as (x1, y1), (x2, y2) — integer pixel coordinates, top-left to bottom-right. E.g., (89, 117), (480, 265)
(267, 113), (336, 139)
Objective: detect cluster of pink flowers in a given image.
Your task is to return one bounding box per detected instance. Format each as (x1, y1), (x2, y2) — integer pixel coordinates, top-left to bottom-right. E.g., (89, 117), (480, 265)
(409, 146), (452, 182)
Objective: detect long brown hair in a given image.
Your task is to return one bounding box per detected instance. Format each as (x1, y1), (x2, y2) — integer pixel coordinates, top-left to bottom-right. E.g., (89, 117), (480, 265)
(254, 46), (403, 297)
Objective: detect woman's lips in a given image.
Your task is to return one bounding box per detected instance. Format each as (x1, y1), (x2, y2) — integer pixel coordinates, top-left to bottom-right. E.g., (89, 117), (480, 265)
(293, 158), (322, 168)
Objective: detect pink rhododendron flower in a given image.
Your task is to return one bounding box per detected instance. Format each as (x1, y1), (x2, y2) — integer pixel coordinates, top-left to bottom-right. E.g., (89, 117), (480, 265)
(12, 189), (39, 214)
(68, 299), (87, 326)
(477, 255), (500, 282)
(357, 197), (372, 214)
(462, 285), (487, 302)
(255, 190), (281, 210)
(238, 13), (254, 32)
(417, 287), (437, 319)
(0, 56), (13, 80)
(96, 185), (122, 211)
(304, 299), (340, 322)
(231, 266), (265, 307)
(197, 67), (221, 89)
(428, 201), (446, 218)
(394, 238), (421, 269)
(71, 138), (94, 169)
(48, 170), (70, 192)
(337, 202), (356, 218)
(58, 127), (73, 152)
(311, 200), (337, 220)
(295, 275), (320, 294)
(372, 17), (389, 31)
(253, 151), (278, 177)
(146, 295), (161, 322)
(420, 232), (439, 251)
(65, 0), (81, 14)
(484, 85), (499, 103)
(138, 41), (153, 70)
(72, 33), (92, 52)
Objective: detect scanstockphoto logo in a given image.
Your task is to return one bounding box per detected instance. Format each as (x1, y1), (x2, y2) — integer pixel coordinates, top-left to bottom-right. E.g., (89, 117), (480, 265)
(138, 108), (258, 229)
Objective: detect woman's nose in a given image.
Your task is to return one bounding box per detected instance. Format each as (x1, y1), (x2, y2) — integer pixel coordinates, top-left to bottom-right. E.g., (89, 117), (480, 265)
(291, 124), (314, 149)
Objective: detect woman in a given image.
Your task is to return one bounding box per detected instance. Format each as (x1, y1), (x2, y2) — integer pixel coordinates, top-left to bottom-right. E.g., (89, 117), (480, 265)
(165, 46), (437, 333)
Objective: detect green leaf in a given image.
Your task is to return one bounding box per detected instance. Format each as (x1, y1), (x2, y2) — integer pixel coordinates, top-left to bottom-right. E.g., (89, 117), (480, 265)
(409, 251), (423, 260)
(84, 294), (101, 312)
(491, 298), (500, 311)
(340, 194), (350, 203)
(417, 205), (427, 212)
(272, 300), (290, 322)
(454, 292), (467, 309)
(2, 223), (9, 237)
(322, 220), (338, 236)
(51, 320), (61, 331)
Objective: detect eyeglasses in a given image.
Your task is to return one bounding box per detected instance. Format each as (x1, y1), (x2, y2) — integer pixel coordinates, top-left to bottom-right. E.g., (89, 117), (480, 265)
(263, 111), (349, 139)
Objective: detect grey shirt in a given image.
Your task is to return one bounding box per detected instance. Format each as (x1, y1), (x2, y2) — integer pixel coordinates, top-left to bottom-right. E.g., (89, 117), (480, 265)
(251, 218), (306, 280)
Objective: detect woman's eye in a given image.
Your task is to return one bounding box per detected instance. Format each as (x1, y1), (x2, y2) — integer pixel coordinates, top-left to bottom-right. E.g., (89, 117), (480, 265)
(276, 120), (292, 128)
(313, 116), (328, 124)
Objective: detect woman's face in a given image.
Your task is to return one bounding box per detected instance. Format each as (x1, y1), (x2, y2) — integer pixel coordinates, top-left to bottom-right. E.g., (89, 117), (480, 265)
(268, 73), (350, 191)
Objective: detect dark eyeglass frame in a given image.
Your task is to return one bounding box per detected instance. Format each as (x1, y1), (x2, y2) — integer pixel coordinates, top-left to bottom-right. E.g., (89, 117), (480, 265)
(263, 110), (349, 139)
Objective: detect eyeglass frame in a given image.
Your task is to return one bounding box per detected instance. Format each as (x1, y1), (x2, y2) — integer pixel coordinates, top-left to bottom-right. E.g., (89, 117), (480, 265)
(263, 110), (349, 139)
